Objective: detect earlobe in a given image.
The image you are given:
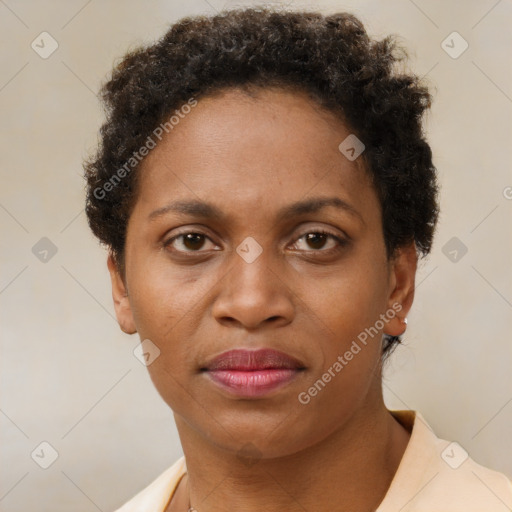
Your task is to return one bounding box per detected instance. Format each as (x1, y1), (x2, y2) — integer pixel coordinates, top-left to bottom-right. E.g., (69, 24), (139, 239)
(384, 242), (417, 337)
(107, 253), (137, 335)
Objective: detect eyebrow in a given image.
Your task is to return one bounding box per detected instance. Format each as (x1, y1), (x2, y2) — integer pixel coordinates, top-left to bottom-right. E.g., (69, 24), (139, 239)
(148, 196), (364, 225)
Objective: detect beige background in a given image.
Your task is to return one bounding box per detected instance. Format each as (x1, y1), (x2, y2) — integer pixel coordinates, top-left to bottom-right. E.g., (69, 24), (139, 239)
(1, 0), (511, 510)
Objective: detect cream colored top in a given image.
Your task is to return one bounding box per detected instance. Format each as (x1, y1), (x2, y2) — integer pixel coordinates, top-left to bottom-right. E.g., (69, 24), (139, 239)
(114, 410), (512, 511)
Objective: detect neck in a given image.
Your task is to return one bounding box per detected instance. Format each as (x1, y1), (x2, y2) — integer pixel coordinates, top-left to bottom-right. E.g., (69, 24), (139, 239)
(172, 396), (411, 512)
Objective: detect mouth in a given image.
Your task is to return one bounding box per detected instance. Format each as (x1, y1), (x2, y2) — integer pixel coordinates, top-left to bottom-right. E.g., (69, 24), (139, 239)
(201, 348), (306, 398)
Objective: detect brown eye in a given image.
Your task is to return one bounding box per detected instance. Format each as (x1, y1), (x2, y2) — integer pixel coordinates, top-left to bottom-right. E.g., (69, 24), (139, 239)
(165, 232), (218, 253)
(304, 233), (329, 250)
(292, 230), (346, 252)
(181, 233), (206, 250)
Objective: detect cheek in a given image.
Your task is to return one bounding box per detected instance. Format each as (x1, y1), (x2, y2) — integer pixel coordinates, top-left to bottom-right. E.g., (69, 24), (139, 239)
(125, 260), (221, 393)
(127, 259), (210, 338)
(303, 259), (389, 347)
(126, 271), (203, 414)
(302, 279), (385, 390)
(294, 258), (389, 396)
(291, 274), (387, 442)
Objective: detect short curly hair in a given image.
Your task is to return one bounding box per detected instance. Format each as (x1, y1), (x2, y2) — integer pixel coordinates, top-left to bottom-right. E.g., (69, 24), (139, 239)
(84, 7), (439, 359)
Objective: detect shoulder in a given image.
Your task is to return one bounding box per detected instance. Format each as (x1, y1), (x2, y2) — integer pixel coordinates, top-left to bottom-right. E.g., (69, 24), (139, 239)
(423, 440), (512, 511)
(380, 410), (512, 512)
(113, 456), (186, 512)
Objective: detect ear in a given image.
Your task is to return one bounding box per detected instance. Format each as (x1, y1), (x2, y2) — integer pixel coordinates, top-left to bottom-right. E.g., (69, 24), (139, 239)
(107, 253), (137, 335)
(383, 242), (417, 336)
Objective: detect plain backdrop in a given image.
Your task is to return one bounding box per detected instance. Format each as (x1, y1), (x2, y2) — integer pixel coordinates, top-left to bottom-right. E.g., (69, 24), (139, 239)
(1, 0), (511, 511)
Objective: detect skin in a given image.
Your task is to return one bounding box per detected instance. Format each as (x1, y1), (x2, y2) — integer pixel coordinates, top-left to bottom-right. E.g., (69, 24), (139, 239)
(108, 87), (417, 512)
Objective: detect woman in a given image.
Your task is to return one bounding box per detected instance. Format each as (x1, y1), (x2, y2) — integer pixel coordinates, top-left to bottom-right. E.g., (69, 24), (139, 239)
(84, 7), (512, 512)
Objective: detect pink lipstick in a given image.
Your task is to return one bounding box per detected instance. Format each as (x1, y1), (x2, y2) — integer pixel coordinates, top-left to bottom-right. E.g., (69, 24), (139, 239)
(202, 348), (305, 398)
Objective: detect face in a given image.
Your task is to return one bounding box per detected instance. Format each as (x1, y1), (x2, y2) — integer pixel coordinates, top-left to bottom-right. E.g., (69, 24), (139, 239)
(108, 87), (416, 458)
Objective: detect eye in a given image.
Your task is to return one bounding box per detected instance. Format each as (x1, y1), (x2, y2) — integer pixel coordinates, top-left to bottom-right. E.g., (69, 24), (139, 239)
(164, 232), (219, 253)
(163, 228), (348, 256)
(291, 229), (347, 252)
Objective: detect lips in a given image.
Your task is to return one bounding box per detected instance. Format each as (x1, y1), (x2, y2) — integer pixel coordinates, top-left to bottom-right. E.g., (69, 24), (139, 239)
(203, 348), (304, 372)
(202, 348), (305, 398)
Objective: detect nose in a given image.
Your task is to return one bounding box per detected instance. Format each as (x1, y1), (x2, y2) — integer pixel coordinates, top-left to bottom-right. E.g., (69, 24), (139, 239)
(211, 248), (295, 331)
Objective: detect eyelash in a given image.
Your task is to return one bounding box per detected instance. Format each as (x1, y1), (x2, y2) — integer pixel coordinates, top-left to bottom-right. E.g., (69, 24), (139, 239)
(163, 228), (348, 256)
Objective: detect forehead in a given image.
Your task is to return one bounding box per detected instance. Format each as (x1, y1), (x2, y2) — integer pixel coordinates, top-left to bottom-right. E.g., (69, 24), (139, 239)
(134, 87), (376, 220)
